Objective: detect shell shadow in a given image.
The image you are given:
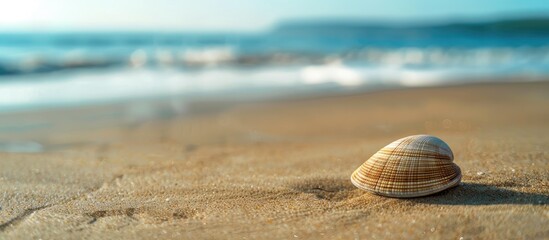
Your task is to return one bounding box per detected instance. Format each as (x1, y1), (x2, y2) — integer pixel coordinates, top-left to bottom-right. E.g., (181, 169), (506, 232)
(288, 177), (358, 201)
(288, 178), (549, 205)
(408, 183), (549, 205)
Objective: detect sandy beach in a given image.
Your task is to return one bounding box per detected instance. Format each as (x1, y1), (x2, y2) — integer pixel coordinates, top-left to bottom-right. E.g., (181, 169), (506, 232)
(0, 81), (548, 239)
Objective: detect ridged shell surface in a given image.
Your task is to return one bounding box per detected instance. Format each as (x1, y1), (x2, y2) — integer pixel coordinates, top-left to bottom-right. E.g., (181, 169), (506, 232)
(351, 135), (461, 198)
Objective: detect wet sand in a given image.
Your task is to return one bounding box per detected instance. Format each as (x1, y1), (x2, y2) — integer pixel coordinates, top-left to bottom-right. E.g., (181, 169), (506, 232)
(0, 82), (548, 239)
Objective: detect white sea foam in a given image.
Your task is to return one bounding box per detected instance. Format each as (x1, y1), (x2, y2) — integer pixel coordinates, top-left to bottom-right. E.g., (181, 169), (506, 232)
(0, 59), (547, 112)
(301, 61), (362, 86)
(181, 46), (235, 66)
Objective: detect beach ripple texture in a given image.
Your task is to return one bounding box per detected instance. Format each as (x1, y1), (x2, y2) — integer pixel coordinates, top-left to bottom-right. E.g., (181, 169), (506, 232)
(351, 135), (462, 198)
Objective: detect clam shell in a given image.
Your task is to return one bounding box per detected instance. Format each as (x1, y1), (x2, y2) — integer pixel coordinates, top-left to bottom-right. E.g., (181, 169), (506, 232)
(351, 135), (461, 198)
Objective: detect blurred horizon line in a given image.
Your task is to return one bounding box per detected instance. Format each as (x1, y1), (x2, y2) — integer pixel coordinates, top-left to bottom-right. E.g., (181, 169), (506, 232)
(0, 11), (548, 34)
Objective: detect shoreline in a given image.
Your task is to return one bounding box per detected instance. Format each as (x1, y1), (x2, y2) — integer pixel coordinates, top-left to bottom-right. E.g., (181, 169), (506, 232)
(2, 65), (548, 114)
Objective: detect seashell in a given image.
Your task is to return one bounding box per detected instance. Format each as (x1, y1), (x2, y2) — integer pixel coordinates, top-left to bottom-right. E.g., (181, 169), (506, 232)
(351, 135), (461, 198)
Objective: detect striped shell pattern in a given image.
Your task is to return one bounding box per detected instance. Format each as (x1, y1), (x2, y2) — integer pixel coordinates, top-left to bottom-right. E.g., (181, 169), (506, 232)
(351, 135), (461, 198)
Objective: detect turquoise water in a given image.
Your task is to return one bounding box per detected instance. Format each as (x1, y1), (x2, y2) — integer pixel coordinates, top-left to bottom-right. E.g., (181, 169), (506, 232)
(1, 18), (549, 112)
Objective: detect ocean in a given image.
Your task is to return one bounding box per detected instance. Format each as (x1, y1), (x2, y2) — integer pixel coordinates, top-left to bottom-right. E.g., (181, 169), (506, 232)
(1, 18), (549, 112)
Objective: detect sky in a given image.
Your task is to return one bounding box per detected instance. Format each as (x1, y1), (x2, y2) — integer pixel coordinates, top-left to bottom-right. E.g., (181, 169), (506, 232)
(0, 0), (548, 32)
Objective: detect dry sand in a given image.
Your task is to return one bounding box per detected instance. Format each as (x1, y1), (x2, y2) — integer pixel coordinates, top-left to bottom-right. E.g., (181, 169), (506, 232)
(0, 82), (548, 239)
